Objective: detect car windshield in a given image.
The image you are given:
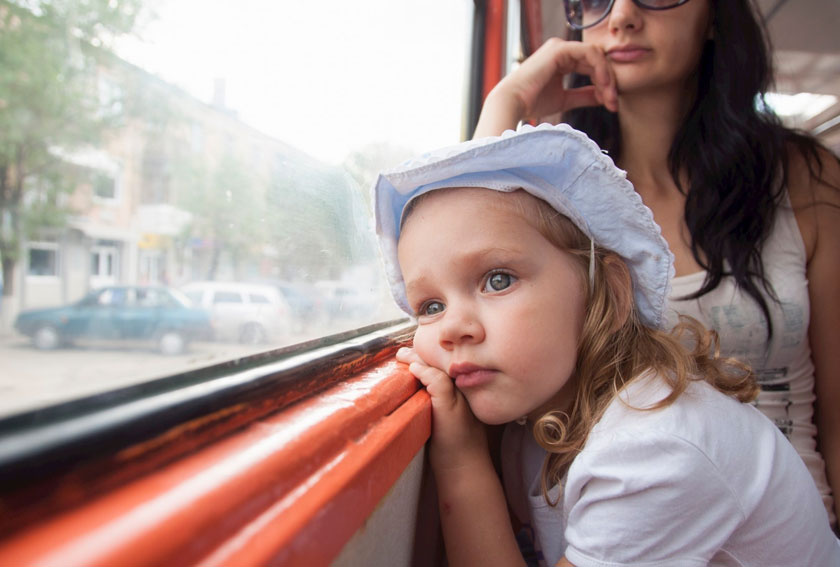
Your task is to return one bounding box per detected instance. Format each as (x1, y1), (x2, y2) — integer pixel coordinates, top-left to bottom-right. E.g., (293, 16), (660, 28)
(167, 288), (193, 309)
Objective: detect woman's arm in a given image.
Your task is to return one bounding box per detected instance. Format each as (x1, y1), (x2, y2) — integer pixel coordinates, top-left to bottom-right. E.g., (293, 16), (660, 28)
(473, 38), (617, 139)
(790, 146), (840, 523)
(396, 348), (525, 566)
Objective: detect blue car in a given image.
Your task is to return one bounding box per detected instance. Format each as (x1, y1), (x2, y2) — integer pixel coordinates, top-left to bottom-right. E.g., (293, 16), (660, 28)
(14, 285), (212, 355)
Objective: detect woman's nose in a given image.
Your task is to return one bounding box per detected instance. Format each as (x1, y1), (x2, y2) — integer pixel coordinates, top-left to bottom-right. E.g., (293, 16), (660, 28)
(608, 0), (644, 32)
(438, 304), (485, 349)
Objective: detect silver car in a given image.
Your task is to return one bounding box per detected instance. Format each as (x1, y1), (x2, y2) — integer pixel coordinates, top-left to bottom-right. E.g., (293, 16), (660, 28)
(180, 281), (292, 344)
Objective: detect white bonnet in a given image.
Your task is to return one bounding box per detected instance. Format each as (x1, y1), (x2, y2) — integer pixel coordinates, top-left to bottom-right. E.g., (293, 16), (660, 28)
(373, 123), (674, 328)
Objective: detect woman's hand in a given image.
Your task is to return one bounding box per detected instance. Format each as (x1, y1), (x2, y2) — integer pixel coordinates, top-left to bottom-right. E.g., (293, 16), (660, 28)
(473, 37), (617, 138)
(396, 347), (488, 471)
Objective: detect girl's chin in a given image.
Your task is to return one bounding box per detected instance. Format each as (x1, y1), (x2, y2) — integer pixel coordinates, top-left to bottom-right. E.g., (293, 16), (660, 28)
(467, 401), (522, 426)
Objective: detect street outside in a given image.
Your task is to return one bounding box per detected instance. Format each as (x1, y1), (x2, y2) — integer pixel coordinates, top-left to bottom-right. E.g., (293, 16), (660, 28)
(0, 327), (334, 419)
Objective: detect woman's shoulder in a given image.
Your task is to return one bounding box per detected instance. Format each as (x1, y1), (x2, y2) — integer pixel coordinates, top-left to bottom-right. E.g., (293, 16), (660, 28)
(785, 139), (840, 261)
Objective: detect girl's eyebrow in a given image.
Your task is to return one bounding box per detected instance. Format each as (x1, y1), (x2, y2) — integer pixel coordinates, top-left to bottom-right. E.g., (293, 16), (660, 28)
(403, 246), (526, 297)
(404, 276), (432, 300)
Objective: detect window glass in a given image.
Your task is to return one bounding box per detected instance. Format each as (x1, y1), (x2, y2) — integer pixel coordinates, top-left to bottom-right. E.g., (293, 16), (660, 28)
(167, 288), (192, 308)
(27, 244), (59, 277)
(0, 0), (469, 417)
(92, 171), (118, 200)
(213, 291), (243, 304)
(99, 288), (128, 306)
(183, 291), (202, 306)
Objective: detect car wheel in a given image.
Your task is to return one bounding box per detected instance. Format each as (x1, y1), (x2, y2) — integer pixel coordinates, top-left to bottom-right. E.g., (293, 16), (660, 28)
(239, 323), (267, 345)
(158, 330), (186, 355)
(33, 325), (61, 350)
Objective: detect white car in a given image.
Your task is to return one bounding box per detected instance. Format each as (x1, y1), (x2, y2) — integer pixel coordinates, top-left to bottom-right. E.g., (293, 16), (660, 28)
(180, 281), (291, 344)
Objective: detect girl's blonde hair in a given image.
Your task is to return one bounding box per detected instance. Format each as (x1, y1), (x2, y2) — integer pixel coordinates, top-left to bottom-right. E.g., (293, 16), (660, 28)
(522, 195), (759, 505)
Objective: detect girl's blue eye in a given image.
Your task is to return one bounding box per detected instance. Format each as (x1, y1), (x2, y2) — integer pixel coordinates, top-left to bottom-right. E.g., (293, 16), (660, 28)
(420, 301), (445, 316)
(484, 272), (514, 292)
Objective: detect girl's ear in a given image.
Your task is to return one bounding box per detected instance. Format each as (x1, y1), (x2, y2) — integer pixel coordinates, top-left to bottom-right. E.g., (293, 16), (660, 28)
(602, 254), (632, 332)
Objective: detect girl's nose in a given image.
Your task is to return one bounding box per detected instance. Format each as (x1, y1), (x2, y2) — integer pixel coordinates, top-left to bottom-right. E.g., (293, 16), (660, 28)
(438, 304), (485, 349)
(608, 0), (644, 32)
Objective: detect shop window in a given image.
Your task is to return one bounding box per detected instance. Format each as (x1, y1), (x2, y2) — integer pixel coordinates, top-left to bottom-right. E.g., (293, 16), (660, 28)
(27, 243), (59, 277)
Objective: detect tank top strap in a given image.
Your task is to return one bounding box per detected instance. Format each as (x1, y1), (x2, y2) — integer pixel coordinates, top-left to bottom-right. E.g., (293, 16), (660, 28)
(765, 190), (807, 263)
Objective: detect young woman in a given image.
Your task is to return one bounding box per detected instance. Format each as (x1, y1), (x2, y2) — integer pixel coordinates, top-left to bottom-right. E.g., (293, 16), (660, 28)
(373, 124), (840, 566)
(473, 0), (840, 526)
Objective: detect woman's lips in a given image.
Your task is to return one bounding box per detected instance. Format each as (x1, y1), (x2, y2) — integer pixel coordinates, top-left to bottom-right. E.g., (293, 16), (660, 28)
(607, 47), (650, 62)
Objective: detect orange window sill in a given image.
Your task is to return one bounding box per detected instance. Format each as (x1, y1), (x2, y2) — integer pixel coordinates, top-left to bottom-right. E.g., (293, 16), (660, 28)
(0, 358), (430, 566)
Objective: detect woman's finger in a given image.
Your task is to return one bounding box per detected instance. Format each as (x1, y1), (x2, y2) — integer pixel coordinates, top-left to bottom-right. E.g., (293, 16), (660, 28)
(573, 43), (618, 112)
(528, 39), (617, 114)
(559, 84), (602, 112)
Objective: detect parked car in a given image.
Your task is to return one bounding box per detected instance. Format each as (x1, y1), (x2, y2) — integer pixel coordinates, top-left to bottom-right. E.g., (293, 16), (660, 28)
(180, 281), (291, 344)
(14, 285), (212, 355)
(274, 282), (320, 321)
(314, 281), (378, 322)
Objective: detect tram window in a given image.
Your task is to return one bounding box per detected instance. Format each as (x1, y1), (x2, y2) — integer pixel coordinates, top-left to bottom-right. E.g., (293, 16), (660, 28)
(0, 0), (469, 417)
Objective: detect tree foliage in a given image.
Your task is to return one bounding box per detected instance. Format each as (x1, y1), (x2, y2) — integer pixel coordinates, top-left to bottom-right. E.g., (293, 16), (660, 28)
(0, 0), (145, 294)
(265, 156), (374, 282)
(174, 152), (269, 281)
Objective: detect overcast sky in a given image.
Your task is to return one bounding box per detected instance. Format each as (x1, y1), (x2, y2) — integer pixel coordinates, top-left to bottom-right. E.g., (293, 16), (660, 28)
(118, 0), (471, 164)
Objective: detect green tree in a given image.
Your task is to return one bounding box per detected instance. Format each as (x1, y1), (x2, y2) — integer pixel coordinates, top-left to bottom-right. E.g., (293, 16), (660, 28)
(175, 153), (268, 281)
(0, 0), (145, 295)
(266, 156), (373, 281)
(342, 141), (415, 209)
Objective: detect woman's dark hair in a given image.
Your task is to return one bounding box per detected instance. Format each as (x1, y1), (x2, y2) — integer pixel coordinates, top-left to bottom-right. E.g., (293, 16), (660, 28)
(563, 0), (836, 339)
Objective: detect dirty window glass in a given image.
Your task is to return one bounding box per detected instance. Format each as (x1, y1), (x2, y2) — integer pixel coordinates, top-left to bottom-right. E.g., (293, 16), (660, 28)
(0, 0), (469, 417)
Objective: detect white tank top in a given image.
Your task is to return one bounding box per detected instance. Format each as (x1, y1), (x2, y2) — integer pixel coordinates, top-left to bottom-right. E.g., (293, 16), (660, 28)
(665, 194), (836, 525)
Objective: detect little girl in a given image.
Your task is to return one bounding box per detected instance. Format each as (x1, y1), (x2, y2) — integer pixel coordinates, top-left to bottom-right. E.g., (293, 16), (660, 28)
(373, 124), (840, 566)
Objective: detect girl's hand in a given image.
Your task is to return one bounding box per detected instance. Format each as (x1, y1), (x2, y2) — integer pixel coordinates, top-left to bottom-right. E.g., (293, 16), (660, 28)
(474, 37), (617, 138)
(396, 347), (488, 471)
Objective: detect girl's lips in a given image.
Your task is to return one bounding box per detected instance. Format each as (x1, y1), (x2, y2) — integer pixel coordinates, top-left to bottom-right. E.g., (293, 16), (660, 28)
(607, 47), (650, 63)
(452, 368), (496, 389)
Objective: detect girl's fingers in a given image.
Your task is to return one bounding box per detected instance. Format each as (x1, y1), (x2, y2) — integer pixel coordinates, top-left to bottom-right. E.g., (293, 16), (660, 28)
(409, 361), (454, 398)
(395, 346), (422, 365)
(397, 348), (457, 402)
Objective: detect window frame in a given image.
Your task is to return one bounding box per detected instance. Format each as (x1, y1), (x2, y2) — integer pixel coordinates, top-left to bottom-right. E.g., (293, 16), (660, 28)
(25, 241), (61, 279)
(0, 320), (414, 530)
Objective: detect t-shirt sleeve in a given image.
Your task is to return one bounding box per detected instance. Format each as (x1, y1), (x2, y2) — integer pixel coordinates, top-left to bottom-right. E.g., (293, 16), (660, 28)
(562, 429), (744, 567)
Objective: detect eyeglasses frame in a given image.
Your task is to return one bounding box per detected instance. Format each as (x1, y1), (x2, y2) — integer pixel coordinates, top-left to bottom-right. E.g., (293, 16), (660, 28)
(563, 0), (692, 30)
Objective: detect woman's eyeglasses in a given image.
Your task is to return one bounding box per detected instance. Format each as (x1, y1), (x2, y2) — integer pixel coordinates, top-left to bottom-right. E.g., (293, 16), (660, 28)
(563, 0), (692, 30)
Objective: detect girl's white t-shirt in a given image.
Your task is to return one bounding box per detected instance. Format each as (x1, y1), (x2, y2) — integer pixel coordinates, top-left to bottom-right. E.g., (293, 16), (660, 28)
(502, 373), (840, 567)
